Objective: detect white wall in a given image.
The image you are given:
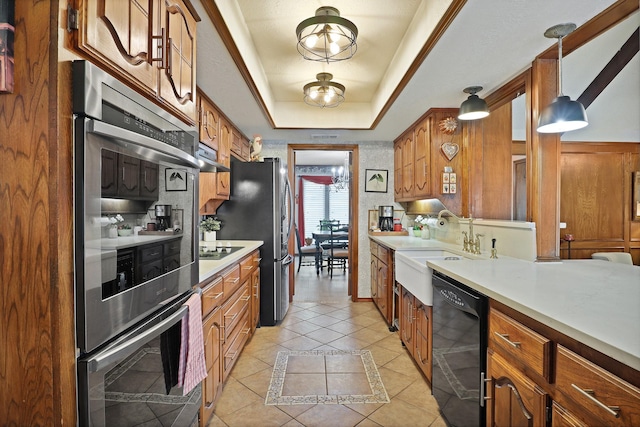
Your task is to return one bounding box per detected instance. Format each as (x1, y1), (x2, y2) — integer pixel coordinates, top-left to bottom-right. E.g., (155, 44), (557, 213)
(261, 141), (397, 299)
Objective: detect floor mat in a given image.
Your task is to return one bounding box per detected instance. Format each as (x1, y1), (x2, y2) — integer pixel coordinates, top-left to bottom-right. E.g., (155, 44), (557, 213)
(265, 349), (390, 405)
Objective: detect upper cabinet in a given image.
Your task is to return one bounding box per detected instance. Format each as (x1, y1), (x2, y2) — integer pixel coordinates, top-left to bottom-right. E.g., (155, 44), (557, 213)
(231, 129), (251, 162)
(71, 0), (199, 125)
(199, 94), (220, 151)
(394, 108), (462, 213)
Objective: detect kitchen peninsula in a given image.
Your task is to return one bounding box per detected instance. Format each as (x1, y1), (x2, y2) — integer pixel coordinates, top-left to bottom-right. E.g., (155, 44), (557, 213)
(371, 233), (640, 425)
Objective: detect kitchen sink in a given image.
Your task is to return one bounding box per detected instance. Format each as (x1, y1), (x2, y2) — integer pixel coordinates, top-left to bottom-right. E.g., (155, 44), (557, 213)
(394, 250), (464, 305)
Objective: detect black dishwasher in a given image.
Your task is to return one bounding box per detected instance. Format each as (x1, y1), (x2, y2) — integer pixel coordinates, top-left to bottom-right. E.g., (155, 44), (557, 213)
(431, 270), (488, 427)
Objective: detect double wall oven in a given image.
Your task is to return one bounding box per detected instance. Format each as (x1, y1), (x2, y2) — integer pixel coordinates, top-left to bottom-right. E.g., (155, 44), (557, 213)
(73, 61), (200, 426)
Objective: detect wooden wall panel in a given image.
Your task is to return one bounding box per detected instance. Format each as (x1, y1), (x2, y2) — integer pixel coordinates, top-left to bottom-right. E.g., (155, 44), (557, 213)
(561, 152), (625, 240)
(480, 102), (513, 219)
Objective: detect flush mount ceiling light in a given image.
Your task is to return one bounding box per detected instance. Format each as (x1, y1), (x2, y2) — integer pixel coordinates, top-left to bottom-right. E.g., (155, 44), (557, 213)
(296, 6), (358, 63)
(303, 73), (345, 108)
(537, 23), (588, 133)
(458, 86), (489, 120)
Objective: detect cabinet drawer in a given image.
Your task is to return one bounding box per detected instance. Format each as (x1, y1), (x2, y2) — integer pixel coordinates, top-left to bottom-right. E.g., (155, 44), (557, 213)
(222, 311), (250, 380)
(370, 240), (378, 254)
(201, 276), (224, 317)
(239, 255), (255, 283)
(489, 309), (551, 380)
(139, 244), (163, 263)
(555, 345), (640, 426)
(222, 283), (250, 343)
(377, 245), (389, 264)
(163, 239), (181, 256)
(221, 264), (241, 297)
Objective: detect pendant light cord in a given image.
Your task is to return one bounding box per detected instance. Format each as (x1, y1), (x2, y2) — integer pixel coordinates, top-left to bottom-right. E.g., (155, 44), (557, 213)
(558, 35), (564, 96)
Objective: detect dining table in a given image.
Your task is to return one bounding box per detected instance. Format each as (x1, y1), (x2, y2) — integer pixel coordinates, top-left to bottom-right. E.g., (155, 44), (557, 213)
(312, 229), (349, 274)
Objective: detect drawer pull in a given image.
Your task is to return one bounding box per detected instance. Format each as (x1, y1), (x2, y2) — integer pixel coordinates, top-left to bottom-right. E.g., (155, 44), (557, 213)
(206, 292), (223, 300)
(494, 332), (521, 348)
(241, 296), (250, 301)
(571, 384), (621, 418)
(228, 277), (240, 284)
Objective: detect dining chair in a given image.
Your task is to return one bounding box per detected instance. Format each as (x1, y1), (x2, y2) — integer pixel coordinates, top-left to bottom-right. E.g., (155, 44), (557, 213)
(321, 224), (349, 278)
(295, 224), (321, 273)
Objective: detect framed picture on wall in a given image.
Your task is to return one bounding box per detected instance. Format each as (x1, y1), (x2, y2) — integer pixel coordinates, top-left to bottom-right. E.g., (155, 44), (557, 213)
(165, 168), (187, 191)
(365, 169), (388, 193)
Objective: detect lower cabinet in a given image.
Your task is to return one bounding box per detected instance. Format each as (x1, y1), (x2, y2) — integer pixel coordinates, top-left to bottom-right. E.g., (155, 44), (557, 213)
(199, 250), (260, 426)
(487, 304), (640, 426)
(399, 285), (432, 382)
(370, 239), (393, 325)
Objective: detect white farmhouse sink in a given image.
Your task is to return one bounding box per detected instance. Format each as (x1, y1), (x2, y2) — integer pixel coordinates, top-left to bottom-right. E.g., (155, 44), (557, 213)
(395, 250), (464, 305)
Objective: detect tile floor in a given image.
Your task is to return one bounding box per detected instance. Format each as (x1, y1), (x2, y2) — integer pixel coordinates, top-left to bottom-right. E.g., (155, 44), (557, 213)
(207, 263), (445, 427)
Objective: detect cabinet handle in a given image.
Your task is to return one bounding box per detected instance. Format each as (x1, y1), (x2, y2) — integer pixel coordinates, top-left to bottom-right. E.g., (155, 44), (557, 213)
(228, 277), (239, 284)
(571, 384), (620, 418)
(480, 372), (492, 407)
(225, 312), (238, 322)
(241, 295), (250, 301)
(151, 28), (167, 69)
(205, 292), (223, 300)
(494, 332), (521, 348)
(166, 37), (173, 75)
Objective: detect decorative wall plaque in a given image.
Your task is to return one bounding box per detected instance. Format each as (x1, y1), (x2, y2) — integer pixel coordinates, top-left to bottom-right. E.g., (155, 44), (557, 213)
(440, 142), (459, 161)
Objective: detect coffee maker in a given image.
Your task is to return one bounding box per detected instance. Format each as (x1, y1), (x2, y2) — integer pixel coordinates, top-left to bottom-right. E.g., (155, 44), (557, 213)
(378, 206), (394, 231)
(155, 204), (172, 231)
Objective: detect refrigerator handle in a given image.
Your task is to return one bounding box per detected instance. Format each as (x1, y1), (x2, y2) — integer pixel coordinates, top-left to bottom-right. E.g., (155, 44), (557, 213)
(285, 177), (294, 239)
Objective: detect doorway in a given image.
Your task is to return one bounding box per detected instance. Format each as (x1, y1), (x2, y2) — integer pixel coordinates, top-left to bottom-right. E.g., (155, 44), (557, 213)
(287, 144), (359, 303)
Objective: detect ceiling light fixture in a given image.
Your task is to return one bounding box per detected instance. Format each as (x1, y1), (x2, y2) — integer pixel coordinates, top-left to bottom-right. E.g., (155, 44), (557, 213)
(458, 86), (489, 120)
(303, 73), (345, 108)
(330, 154), (350, 192)
(537, 23), (588, 133)
(296, 6), (358, 63)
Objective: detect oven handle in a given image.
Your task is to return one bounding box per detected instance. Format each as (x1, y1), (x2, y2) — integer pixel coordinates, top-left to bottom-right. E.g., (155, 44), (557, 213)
(87, 305), (188, 372)
(87, 119), (199, 169)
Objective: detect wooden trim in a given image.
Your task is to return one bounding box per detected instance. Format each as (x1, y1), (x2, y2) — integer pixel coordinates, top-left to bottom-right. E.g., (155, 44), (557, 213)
(200, 0), (276, 128)
(537, 0), (638, 60)
(484, 69), (528, 111)
(371, 0), (468, 129)
(287, 144), (360, 302)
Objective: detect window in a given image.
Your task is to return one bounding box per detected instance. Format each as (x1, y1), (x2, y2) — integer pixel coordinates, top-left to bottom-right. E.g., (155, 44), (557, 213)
(302, 180), (349, 239)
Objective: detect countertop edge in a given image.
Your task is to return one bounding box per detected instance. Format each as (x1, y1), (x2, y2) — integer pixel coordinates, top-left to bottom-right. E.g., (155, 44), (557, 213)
(198, 240), (264, 283)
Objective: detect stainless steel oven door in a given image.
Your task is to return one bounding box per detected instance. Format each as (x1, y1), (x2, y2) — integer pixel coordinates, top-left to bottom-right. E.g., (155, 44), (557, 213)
(75, 117), (199, 354)
(77, 292), (200, 426)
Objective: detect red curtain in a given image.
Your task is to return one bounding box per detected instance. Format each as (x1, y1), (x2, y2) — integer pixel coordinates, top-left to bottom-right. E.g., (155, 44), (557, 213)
(297, 175), (334, 240)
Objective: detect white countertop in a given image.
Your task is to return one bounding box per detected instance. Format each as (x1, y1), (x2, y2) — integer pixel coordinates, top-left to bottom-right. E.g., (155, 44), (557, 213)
(370, 234), (640, 371)
(90, 233), (183, 250)
(198, 240), (263, 283)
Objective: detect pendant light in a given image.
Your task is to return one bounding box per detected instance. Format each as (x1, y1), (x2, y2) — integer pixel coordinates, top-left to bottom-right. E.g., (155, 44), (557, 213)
(303, 73), (345, 108)
(458, 86), (489, 120)
(296, 6), (358, 63)
(537, 23), (588, 133)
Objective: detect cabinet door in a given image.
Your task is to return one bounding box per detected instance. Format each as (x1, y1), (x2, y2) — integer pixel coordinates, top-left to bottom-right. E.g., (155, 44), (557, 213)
(251, 266), (260, 334)
(413, 117), (431, 198)
(400, 288), (414, 356)
(75, 0), (158, 97)
(414, 302), (432, 381)
(215, 118), (231, 199)
(199, 95), (219, 150)
(140, 160), (159, 199)
(370, 257), (378, 304)
(158, 0), (197, 122)
(552, 402), (588, 427)
(487, 350), (549, 427)
(377, 262), (388, 321)
(117, 154), (141, 197)
(201, 307), (222, 427)
(401, 132), (414, 198)
(394, 141), (403, 200)
(101, 149), (118, 197)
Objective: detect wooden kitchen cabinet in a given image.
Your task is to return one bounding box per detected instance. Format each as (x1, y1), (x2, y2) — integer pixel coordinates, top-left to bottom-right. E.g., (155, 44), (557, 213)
(231, 129), (251, 161)
(487, 349), (549, 426)
(71, 0), (199, 124)
(198, 92), (219, 151)
(201, 305), (222, 427)
(399, 285), (432, 382)
(393, 108), (462, 213)
(250, 253), (261, 334)
(215, 117), (232, 199)
(369, 240), (393, 325)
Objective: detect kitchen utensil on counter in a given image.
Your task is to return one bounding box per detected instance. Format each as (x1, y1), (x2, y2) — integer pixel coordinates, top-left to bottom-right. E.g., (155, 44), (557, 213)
(155, 204), (172, 231)
(378, 205), (394, 231)
(146, 222), (156, 231)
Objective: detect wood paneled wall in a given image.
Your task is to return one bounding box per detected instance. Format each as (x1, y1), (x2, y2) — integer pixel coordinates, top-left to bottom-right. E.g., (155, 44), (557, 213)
(0, 1), (76, 425)
(560, 142), (640, 263)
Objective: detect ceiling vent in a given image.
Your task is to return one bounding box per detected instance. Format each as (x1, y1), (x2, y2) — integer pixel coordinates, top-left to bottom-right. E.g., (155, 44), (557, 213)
(311, 134), (339, 140)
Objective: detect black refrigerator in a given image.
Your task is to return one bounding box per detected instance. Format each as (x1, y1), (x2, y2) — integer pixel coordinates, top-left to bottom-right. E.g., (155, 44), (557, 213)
(216, 157), (294, 326)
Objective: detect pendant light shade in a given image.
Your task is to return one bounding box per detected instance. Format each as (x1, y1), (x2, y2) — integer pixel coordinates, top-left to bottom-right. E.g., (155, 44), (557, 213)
(537, 23), (588, 133)
(458, 86), (489, 120)
(296, 6), (358, 63)
(303, 73), (345, 108)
